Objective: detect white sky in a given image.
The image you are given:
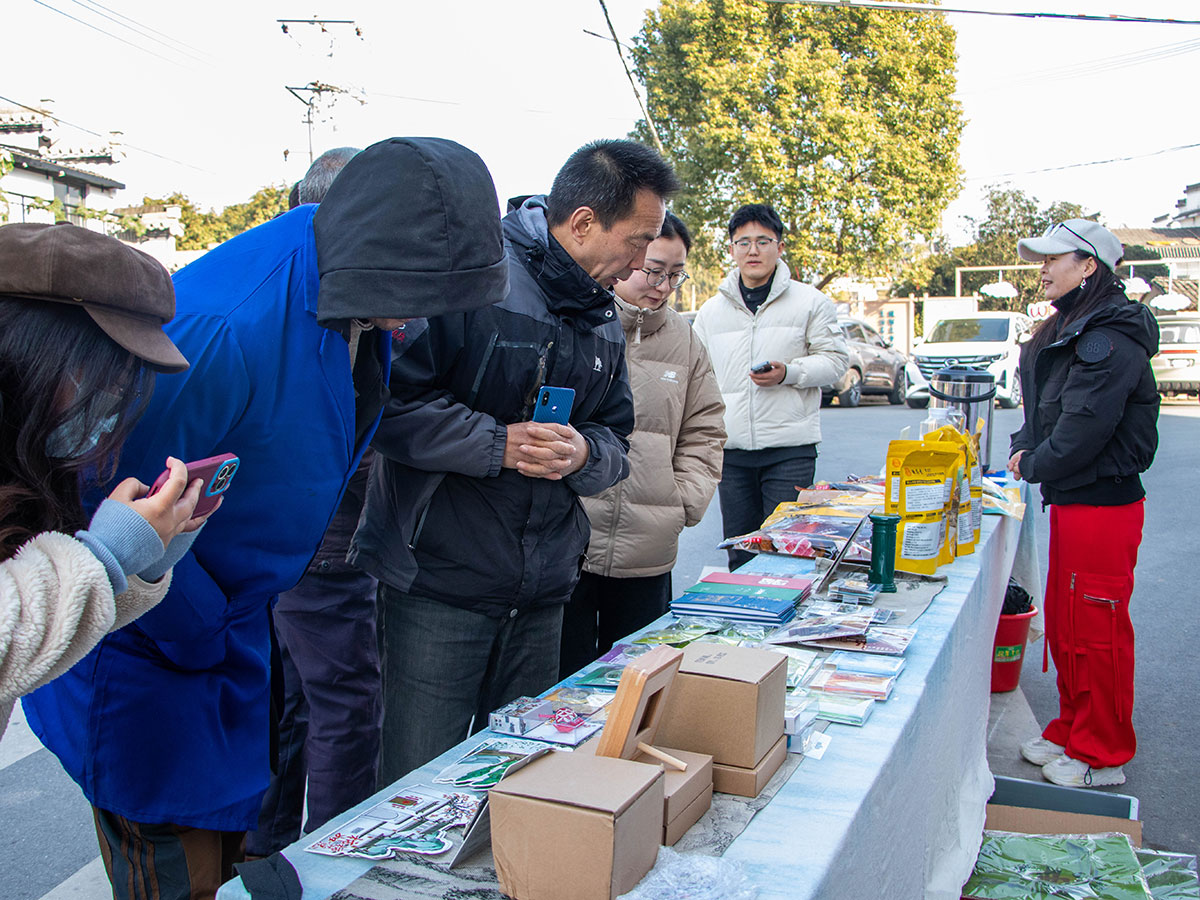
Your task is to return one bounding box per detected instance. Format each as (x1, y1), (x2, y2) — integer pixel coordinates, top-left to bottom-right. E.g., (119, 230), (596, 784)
(5, 0), (1200, 246)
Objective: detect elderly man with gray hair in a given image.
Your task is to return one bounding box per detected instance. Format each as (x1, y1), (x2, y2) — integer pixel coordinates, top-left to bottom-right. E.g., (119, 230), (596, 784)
(246, 146), (382, 857)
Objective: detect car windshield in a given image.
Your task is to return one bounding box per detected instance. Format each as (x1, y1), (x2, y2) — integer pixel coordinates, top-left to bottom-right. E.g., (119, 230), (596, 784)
(927, 319), (1010, 343)
(1160, 322), (1200, 344)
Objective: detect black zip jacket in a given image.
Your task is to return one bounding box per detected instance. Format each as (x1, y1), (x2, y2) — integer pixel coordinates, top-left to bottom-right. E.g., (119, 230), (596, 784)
(350, 197), (634, 615)
(1009, 287), (1159, 506)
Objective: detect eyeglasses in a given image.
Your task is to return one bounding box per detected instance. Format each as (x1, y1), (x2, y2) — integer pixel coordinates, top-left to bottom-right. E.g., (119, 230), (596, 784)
(641, 268), (691, 289)
(731, 237), (779, 251)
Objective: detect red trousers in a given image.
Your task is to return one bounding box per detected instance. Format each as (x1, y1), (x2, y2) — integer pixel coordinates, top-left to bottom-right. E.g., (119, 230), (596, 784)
(1041, 500), (1143, 768)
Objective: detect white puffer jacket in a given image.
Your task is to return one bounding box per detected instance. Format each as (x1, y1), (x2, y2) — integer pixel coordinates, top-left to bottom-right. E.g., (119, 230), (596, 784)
(0, 532), (169, 739)
(692, 260), (849, 450)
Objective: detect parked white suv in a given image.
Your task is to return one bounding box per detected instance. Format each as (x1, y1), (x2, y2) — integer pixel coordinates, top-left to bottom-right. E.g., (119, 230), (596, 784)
(905, 312), (1033, 409)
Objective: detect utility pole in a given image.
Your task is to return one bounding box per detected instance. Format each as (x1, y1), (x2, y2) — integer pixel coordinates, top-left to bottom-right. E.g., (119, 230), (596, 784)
(278, 18), (363, 163)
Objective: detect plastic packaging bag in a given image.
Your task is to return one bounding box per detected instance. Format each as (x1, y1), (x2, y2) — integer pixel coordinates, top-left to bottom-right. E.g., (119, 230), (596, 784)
(1136, 850), (1199, 900)
(964, 831), (1153, 899)
(619, 846), (759, 900)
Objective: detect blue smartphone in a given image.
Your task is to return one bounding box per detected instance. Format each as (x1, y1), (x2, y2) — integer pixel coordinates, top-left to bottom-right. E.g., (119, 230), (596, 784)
(532, 386), (575, 425)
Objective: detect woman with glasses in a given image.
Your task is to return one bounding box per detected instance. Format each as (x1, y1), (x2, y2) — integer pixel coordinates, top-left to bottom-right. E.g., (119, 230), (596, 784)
(1008, 219), (1159, 788)
(559, 212), (726, 675)
(0, 224), (211, 740)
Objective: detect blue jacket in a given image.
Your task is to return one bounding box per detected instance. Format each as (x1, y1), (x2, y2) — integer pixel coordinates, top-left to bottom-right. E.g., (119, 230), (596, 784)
(24, 206), (389, 829)
(351, 198), (634, 614)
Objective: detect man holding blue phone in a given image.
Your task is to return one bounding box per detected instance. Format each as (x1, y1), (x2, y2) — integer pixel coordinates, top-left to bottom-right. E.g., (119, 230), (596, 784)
(355, 139), (680, 782)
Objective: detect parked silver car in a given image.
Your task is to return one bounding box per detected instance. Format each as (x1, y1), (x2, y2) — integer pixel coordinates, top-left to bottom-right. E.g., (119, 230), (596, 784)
(821, 318), (909, 407)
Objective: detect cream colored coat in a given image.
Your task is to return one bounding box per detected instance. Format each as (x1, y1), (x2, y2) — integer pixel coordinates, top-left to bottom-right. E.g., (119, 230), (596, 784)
(0, 532), (169, 739)
(581, 299), (726, 577)
(692, 261), (849, 451)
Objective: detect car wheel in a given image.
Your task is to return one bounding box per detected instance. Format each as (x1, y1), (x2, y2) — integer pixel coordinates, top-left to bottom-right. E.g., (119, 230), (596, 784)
(906, 396), (929, 410)
(838, 370), (862, 408)
(887, 367), (907, 405)
(998, 369), (1022, 409)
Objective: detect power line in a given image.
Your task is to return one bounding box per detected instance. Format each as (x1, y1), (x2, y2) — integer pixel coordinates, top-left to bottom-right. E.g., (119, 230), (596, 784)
(0, 93), (213, 173)
(762, 0), (1200, 26)
(76, 0), (211, 57)
(30, 0), (194, 67)
(968, 141), (1200, 180)
(60, 0), (209, 64)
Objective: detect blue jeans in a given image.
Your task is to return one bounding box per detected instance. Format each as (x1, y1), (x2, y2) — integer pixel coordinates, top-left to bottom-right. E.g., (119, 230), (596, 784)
(376, 586), (564, 784)
(718, 452), (817, 569)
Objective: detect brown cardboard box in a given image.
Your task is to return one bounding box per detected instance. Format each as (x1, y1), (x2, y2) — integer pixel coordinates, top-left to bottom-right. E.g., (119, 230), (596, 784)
(489, 751), (664, 900)
(665, 784), (713, 846)
(983, 804), (1143, 845)
(633, 746), (713, 845)
(578, 741), (714, 846)
(655, 643), (787, 769)
(711, 732), (787, 797)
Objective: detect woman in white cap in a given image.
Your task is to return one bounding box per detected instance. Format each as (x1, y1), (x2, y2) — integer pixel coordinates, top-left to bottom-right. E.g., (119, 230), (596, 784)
(1008, 219), (1159, 787)
(0, 222), (211, 739)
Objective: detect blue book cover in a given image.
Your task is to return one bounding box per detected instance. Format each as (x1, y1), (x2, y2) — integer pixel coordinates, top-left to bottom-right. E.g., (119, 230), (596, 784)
(670, 592), (796, 621)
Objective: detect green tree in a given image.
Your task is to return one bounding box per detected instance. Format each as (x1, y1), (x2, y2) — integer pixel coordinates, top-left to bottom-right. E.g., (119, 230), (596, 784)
(631, 0), (964, 288)
(145, 185), (290, 251)
(895, 185), (1092, 312)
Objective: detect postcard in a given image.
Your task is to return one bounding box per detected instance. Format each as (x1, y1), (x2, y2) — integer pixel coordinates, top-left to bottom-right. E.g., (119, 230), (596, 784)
(307, 786), (480, 860)
(433, 738), (549, 790)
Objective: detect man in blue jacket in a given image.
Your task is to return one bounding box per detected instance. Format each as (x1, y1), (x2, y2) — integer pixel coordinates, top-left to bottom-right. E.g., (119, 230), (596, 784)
(352, 139), (679, 781)
(25, 137), (509, 899)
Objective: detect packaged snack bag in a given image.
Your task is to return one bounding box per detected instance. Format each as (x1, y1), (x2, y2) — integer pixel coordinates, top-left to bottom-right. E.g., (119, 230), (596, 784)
(884, 439), (959, 575)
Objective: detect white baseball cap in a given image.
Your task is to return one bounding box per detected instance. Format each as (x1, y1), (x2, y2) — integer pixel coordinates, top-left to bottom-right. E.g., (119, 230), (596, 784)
(1017, 219), (1123, 271)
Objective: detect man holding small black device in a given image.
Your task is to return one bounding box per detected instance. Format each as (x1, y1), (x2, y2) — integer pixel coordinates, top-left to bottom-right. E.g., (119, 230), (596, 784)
(691, 203), (848, 570)
(353, 138), (679, 782)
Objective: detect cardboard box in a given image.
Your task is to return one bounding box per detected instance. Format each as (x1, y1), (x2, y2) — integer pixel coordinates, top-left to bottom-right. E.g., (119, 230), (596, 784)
(665, 784), (713, 846)
(982, 775), (1143, 845)
(579, 741), (714, 846)
(711, 732), (787, 797)
(655, 643), (787, 769)
(633, 746), (713, 846)
(489, 751), (664, 900)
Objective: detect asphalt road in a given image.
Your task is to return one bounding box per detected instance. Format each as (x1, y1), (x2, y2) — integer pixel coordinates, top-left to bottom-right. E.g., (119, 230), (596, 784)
(2, 395), (1196, 899)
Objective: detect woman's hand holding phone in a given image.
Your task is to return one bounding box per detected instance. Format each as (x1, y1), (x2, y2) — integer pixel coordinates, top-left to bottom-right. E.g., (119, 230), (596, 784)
(108, 456), (214, 547)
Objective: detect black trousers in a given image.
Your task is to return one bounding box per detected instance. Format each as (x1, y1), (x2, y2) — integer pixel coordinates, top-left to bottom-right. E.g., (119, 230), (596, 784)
(718, 453), (817, 570)
(246, 567), (382, 856)
(558, 570), (673, 679)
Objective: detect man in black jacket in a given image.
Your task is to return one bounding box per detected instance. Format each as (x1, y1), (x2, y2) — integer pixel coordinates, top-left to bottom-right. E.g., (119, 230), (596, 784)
(355, 140), (679, 781)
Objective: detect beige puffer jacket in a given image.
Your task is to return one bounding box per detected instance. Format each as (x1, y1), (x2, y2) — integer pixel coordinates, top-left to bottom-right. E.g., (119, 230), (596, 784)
(581, 298), (725, 577)
(692, 260), (848, 450)
(0, 531), (170, 740)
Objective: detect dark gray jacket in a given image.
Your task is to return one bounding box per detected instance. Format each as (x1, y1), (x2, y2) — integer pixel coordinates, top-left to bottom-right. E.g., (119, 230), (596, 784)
(350, 197), (634, 614)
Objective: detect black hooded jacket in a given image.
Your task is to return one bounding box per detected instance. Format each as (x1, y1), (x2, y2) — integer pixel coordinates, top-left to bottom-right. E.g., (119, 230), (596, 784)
(351, 197), (635, 614)
(1009, 286), (1160, 506)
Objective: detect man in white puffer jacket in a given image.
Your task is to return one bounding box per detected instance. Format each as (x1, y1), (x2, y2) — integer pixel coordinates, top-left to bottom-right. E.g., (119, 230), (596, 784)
(692, 204), (849, 569)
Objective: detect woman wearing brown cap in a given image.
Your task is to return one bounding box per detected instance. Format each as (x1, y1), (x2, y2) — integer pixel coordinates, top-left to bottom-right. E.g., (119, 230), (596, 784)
(0, 222), (213, 738)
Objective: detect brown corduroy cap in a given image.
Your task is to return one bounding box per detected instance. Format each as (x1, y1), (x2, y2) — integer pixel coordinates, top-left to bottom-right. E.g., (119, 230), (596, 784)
(0, 222), (188, 372)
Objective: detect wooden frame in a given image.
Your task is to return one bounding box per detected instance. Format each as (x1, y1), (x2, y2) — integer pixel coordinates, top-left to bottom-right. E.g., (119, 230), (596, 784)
(594, 645), (684, 763)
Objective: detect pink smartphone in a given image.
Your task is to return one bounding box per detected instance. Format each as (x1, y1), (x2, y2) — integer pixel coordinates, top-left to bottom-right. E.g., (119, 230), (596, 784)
(148, 453), (239, 518)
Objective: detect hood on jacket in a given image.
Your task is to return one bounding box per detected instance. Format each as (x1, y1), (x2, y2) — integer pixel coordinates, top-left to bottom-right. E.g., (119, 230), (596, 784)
(313, 137), (509, 326)
(502, 196), (618, 330)
(1059, 289), (1160, 358)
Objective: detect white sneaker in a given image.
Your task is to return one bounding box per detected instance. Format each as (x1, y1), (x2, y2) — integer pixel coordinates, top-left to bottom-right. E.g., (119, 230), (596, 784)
(1020, 736), (1066, 766)
(1041, 754), (1126, 787)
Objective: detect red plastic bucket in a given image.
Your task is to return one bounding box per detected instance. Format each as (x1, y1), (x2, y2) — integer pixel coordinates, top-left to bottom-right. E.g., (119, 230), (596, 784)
(990, 605), (1038, 693)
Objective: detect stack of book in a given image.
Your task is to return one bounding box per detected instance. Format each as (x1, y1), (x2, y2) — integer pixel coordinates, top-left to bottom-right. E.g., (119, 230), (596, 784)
(669, 573), (812, 627)
(829, 576), (881, 606)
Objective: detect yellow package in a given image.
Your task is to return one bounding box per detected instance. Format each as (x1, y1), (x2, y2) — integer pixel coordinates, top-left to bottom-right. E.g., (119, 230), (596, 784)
(924, 426), (980, 556)
(885, 440), (960, 575)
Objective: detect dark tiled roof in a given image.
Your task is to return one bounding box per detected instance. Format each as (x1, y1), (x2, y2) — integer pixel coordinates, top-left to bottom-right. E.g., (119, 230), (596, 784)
(6, 150), (124, 191)
(1147, 276), (1198, 307)
(1112, 227), (1200, 246)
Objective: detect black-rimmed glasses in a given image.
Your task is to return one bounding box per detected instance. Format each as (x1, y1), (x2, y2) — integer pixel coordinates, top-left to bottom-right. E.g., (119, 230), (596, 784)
(641, 268), (691, 289)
